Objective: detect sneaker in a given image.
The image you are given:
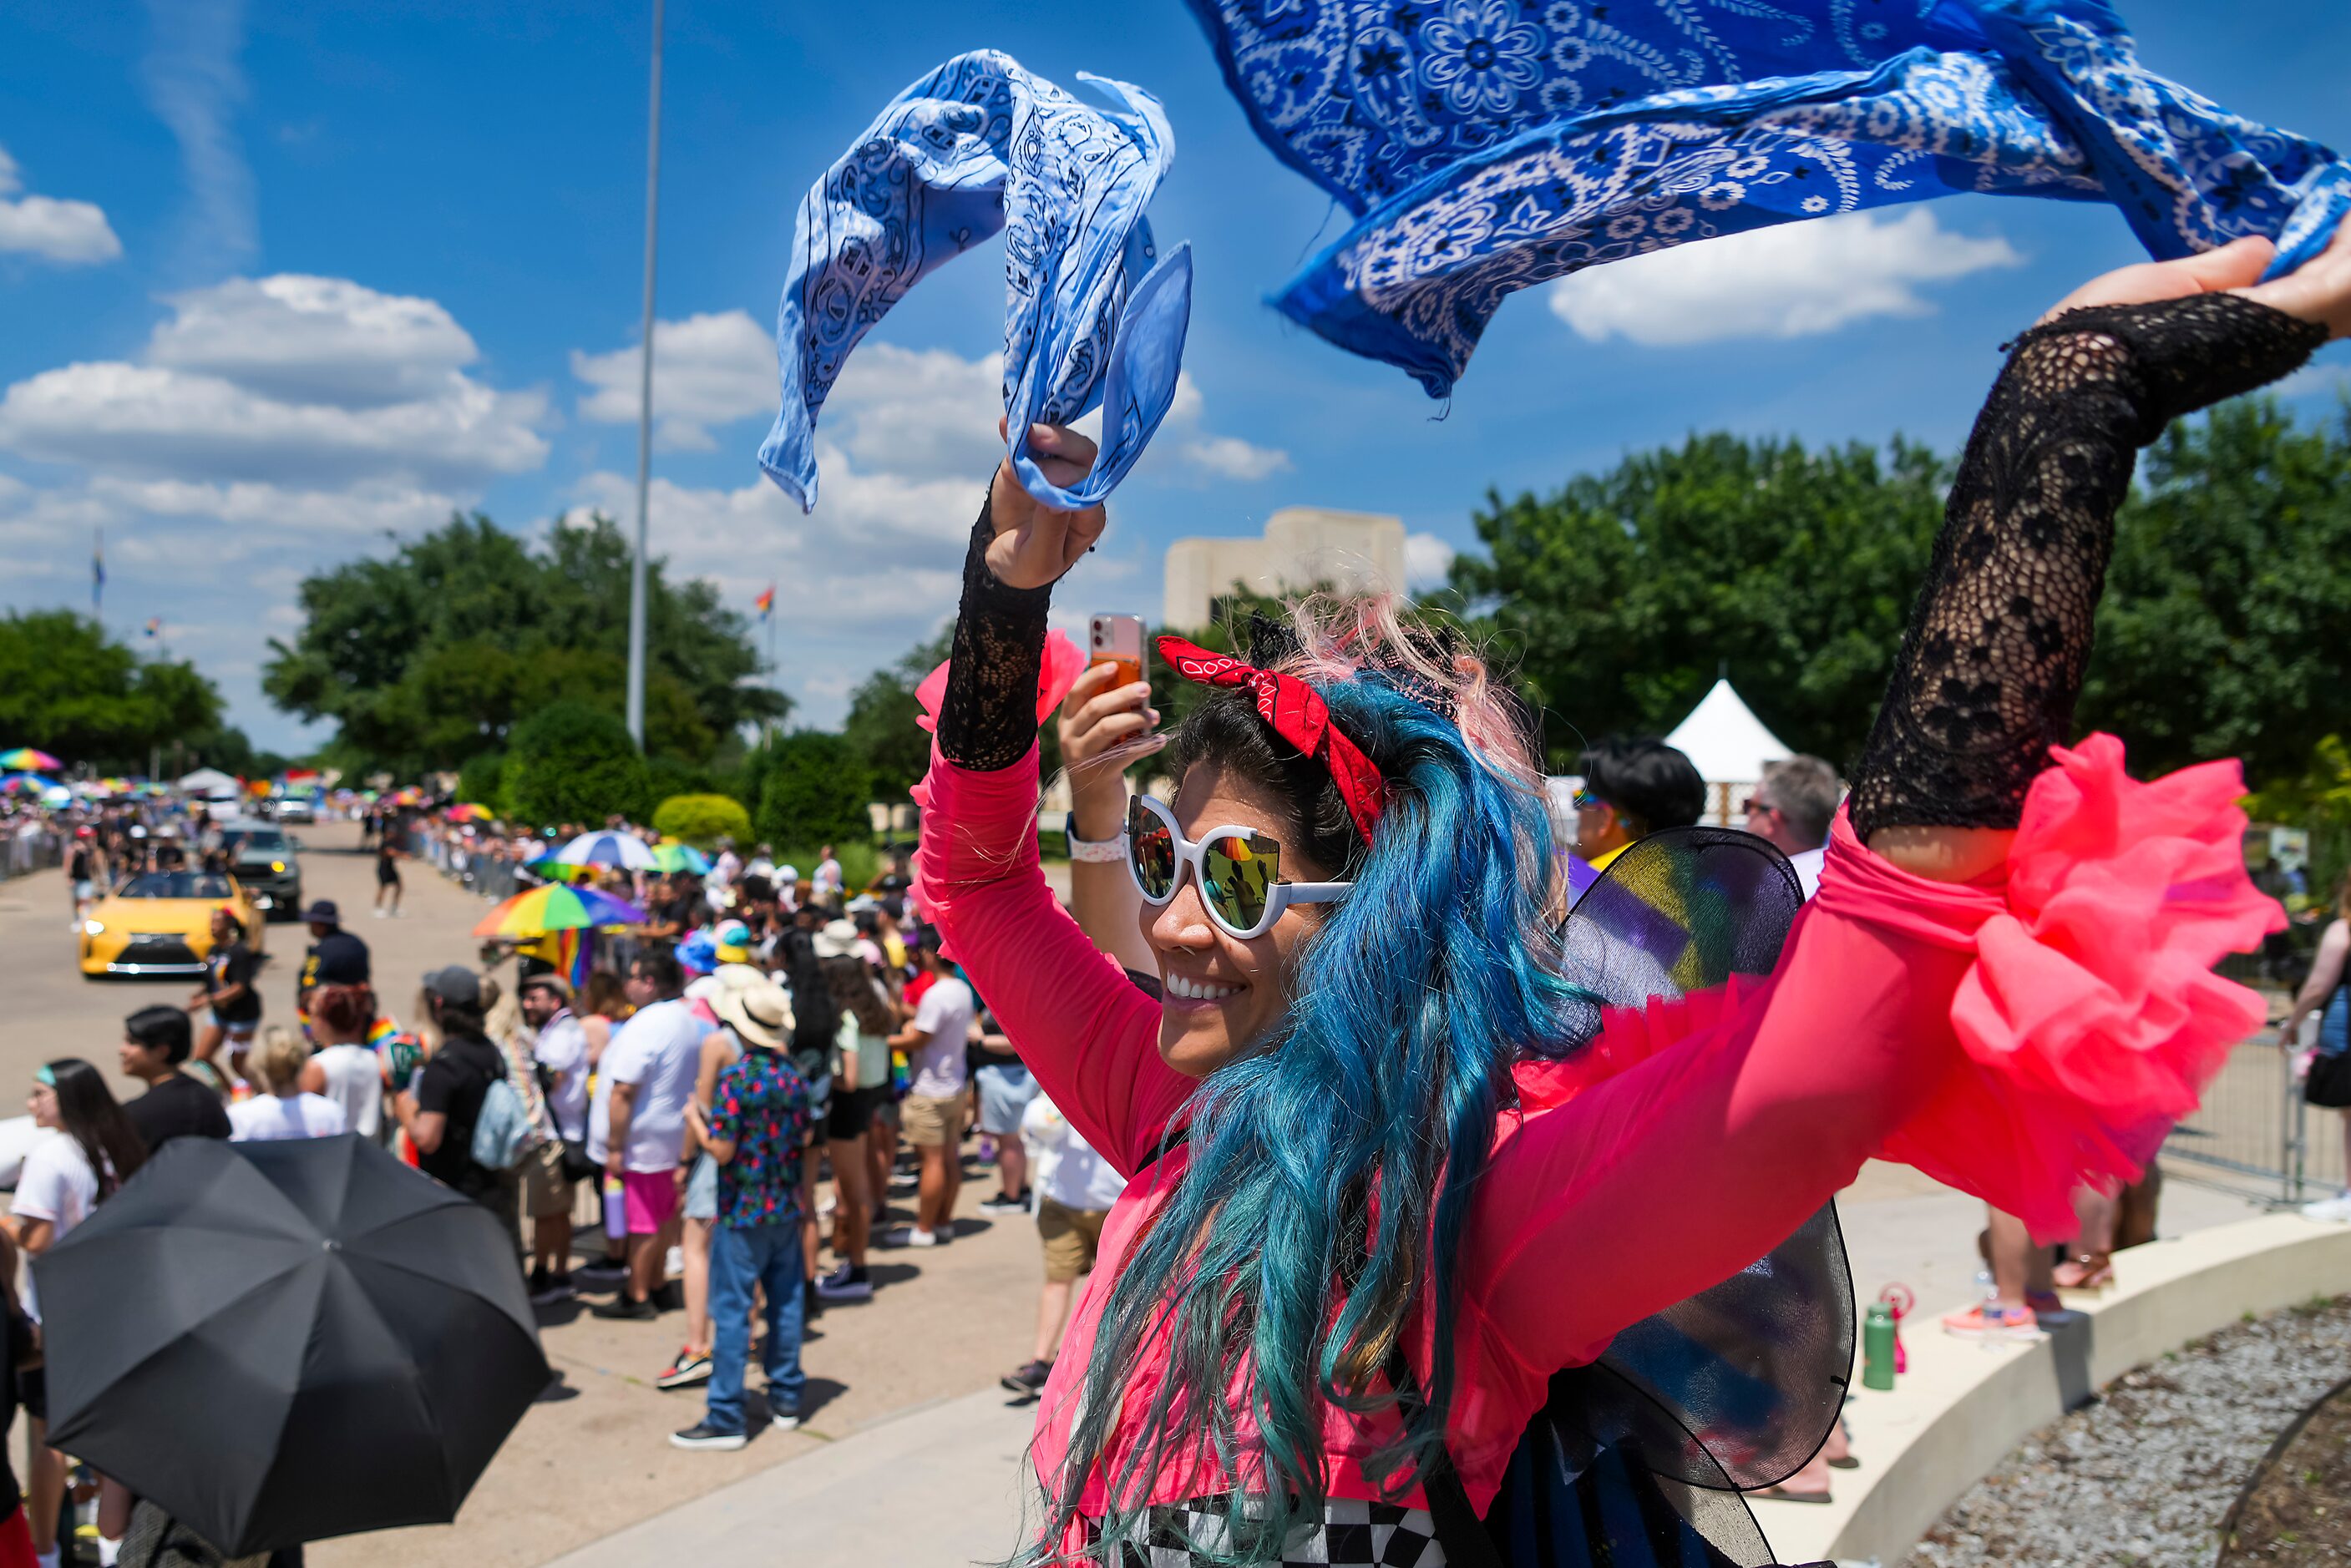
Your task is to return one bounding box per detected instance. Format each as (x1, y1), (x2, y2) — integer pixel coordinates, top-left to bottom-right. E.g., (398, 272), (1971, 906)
(590, 1294), (659, 1322)
(2300, 1191), (2351, 1222)
(1000, 1358), (1053, 1396)
(896, 1226), (942, 1248)
(670, 1421), (747, 1451)
(528, 1268), (575, 1305)
(656, 1347), (712, 1390)
(979, 1189), (1031, 1214)
(813, 1263), (873, 1303)
(575, 1256), (628, 1282)
(1939, 1302), (2044, 1342)
(768, 1403), (803, 1434)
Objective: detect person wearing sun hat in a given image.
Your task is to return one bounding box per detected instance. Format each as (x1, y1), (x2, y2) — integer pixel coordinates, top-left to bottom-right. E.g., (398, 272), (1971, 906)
(673, 970), (813, 1450)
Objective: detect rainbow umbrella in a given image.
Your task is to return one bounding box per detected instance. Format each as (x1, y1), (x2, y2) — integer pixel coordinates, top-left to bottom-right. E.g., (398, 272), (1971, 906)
(446, 803), (494, 824)
(0, 748), (60, 771)
(649, 842), (711, 875)
(0, 772), (58, 795)
(473, 883), (647, 940)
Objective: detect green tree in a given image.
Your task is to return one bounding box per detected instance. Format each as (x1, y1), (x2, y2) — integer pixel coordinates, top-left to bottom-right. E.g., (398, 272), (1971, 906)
(263, 512), (788, 778)
(754, 731), (873, 849)
(0, 611), (230, 772)
(1448, 433), (1948, 769)
(843, 630), (952, 800)
(501, 701), (650, 829)
(2081, 400), (2351, 785)
(653, 793), (754, 847)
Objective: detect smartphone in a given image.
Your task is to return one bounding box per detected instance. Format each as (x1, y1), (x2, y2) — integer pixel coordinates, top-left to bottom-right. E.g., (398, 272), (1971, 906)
(1089, 613), (1148, 691)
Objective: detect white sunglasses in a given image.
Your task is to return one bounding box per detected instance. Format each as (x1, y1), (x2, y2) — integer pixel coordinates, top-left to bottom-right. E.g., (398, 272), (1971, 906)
(1123, 794), (1350, 940)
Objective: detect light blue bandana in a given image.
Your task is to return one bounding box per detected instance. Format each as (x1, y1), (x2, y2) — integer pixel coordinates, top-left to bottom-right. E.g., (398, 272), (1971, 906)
(1183, 0), (2350, 396)
(758, 51), (1193, 511)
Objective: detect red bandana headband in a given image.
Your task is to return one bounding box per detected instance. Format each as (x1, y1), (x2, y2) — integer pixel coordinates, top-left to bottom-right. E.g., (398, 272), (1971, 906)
(1156, 635), (1389, 843)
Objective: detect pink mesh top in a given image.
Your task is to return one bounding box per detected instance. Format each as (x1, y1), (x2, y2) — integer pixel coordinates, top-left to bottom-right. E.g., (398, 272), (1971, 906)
(910, 729), (2276, 1534)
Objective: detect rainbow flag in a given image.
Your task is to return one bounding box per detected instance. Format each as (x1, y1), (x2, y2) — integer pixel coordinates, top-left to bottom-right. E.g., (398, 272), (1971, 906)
(754, 584), (775, 618)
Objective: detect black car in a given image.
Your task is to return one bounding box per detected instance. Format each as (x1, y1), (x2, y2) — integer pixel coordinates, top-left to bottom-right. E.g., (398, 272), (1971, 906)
(218, 822), (302, 921)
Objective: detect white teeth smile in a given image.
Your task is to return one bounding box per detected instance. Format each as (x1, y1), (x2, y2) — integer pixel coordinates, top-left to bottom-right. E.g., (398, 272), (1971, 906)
(1166, 974), (1242, 1002)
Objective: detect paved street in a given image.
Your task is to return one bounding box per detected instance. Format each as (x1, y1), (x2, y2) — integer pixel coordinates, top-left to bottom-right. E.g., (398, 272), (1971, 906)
(0, 820), (2270, 1565)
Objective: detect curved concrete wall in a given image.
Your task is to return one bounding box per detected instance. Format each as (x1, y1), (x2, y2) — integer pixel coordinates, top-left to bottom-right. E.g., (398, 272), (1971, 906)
(1759, 1214), (2351, 1566)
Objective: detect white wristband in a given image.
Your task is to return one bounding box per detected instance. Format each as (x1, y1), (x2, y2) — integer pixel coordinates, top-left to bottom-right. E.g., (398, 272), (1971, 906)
(1065, 815), (1126, 863)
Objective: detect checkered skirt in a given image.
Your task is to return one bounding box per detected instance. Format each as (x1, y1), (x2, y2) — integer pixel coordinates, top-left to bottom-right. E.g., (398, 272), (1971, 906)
(1097, 1496), (1446, 1567)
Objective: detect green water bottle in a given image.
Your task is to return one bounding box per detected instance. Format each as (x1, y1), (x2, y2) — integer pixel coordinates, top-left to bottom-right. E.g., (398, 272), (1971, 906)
(1862, 1301), (1898, 1390)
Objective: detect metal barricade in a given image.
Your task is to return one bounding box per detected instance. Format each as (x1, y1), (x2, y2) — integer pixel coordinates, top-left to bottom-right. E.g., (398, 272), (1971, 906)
(2164, 1038), (2302, 1203)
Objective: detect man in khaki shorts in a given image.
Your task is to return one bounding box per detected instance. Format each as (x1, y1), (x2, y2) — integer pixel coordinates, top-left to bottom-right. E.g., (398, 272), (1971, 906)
(1001, 1089), (1128, 1399)
(888, 928), (975, 1247)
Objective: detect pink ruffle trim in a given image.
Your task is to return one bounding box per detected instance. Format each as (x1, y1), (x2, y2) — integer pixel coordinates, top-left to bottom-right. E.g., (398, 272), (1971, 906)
(1874, 733), (2283, 1233)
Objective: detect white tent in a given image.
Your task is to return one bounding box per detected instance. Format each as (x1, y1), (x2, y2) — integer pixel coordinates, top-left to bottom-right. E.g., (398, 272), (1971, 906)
(176, 766), (241, 799)
(1664, 679), (1791, 823)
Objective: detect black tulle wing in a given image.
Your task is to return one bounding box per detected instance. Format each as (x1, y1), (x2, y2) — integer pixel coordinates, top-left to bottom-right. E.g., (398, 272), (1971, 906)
(1484, 828), (1848, 1567)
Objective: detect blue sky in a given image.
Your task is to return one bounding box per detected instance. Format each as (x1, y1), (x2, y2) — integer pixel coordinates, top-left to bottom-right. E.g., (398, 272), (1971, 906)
(3, 0), (2348, 754)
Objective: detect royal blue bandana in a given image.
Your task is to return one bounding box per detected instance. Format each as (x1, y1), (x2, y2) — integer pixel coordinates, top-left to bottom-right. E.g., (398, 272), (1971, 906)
(1183, 0), (2351, 396)
(758, 50), (1193, 511)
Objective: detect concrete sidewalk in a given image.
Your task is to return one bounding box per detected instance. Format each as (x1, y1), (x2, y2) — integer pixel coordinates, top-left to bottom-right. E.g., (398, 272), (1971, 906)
(543, 1163), (2263, 1566)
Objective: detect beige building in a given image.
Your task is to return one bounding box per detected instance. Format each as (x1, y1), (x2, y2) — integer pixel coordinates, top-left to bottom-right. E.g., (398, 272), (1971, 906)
(1163, 507), (1407, 631)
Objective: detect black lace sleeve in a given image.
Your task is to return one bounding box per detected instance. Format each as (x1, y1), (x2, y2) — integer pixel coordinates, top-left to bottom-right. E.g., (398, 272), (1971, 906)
(936, 491), (1056, 772)
(1847, 294), (2328, 839)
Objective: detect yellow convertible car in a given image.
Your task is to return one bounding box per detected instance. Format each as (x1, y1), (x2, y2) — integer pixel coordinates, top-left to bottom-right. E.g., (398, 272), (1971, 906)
(79, 870), (266, 980)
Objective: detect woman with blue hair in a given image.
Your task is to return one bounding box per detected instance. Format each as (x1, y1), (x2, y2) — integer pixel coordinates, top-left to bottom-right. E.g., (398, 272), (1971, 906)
(914, 225), (2351, 1567)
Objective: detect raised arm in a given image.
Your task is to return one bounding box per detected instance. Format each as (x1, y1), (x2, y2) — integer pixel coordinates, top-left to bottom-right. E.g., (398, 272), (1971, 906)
(1471, 233), (2343, 1376)
(916, 439), (1193, 1176)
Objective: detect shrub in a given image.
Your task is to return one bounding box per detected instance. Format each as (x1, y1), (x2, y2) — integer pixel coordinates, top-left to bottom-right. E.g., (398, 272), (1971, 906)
(653, 792), (753, 848)
(501, 701), (649, 829)
(455, 750), (506, 813)
(754, 731), (873, 851)
(645, 754), (713, 807)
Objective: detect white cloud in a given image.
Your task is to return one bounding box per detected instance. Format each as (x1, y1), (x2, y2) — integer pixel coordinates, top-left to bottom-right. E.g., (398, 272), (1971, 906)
(1548, 210), (2023, 347)
(1179, 433), (1292, 482)
(0, 144), (124, 265)
(149, 275), (480, 407)
(1405, 530), (1456, 589)
(0, 275), (549, 488)
(141, 0), (256, 281)
(572, 309), (778, 452)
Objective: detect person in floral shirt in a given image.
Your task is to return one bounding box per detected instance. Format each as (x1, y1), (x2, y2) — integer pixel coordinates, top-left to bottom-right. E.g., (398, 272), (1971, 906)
(671, 973), (812, 1450)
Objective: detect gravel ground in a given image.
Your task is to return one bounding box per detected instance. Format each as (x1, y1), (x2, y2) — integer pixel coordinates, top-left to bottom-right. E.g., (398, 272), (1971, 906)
(1903, 1295), (2351, 1568)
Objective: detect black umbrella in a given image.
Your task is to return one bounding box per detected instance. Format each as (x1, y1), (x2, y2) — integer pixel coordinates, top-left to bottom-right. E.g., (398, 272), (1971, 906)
(35, 1133), (549, 1556)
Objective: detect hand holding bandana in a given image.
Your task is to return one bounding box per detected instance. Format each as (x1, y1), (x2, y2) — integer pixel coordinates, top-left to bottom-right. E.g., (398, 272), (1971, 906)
(1183, 0), (2350, 397)
(759, 51), (1193, 512)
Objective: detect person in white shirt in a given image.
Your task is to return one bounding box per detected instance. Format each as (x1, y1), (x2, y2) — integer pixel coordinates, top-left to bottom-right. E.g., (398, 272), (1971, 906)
(231, 1027), (349, 1142)
(587, 950), (706, 1317)
(1741, 754), (1842, 902)
(306, 981), (388, 1141)
(886, 930), (976, 1247)
(1001, 1090), (1130, 1399)
(10, 1059), (146, 1567)
(813, 846), (844, 903)
(520, 974), (590, 1301)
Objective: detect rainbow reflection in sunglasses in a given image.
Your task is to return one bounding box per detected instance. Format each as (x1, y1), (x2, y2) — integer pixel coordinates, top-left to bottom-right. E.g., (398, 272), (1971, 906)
(1125, 794), (1351, 940)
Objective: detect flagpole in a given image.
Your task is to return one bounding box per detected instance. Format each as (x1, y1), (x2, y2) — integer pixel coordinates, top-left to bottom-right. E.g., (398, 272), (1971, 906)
(624, 0), (665, 751)
(766, 601), (778, 746)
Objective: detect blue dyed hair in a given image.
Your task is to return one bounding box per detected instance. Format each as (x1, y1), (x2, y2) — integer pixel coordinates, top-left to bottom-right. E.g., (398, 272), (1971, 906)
(1029, 614), (1586, 1565)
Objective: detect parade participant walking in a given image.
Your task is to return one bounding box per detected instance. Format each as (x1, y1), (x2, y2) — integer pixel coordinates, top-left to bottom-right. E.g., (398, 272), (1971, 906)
(589, 950), (702, 1319)
(911, 221), (2348, 1565)
(186, 908), (261, 1077)
(119, 1005), (231, 1150)
(227, 1028), (349, 1141)
(886, 929), (973, 1247)
(519, 974), (590, 1299)
(10, 1060), (144, 1568)
(374, 832), (405, 918)
(671, 974), (813, 1450)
